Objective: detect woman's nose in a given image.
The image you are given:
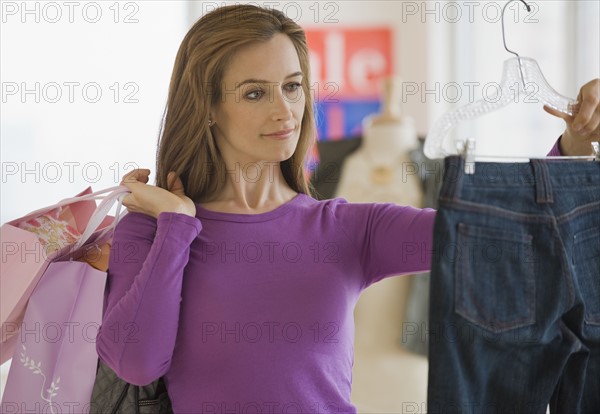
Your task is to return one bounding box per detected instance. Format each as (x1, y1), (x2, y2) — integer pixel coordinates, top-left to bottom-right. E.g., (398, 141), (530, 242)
(271, 90), (293, 121)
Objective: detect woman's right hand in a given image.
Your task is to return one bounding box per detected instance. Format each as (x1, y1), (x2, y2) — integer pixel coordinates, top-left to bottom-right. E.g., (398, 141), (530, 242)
(120, 169), (196, 219)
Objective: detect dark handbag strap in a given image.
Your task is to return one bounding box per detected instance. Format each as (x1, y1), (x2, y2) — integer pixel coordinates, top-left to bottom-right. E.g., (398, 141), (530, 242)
(137, 377), (172, 414)
(90, 360), (173, 414)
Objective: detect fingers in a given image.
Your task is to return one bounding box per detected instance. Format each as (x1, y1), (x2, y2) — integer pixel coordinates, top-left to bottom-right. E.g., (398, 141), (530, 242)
(120, 168), (151, 185)
(119, 169), (150, 213)
(116, 169), (192, 218)
(544, 79), (600, 139)
(572, 79), (600, 136)
(167, 171), (185, 194)
(543, 105), (573, 123)
(121, 193), (134, 210)
(167, 171), (176, 190)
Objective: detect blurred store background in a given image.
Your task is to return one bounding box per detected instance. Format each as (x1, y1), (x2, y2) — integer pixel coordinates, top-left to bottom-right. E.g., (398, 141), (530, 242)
(1, 1), (598, 410)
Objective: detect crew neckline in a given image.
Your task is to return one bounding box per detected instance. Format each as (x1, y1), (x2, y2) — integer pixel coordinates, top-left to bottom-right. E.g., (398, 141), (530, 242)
(194, 193), (307, 222)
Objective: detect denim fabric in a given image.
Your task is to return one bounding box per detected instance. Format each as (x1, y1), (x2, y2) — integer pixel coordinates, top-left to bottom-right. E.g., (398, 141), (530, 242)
(428, 156), (600, 414)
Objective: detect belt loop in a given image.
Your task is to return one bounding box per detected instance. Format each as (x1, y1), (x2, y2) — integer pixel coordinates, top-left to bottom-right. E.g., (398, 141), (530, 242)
(531, 159), (554, 204)
(440, 156), (465, 201)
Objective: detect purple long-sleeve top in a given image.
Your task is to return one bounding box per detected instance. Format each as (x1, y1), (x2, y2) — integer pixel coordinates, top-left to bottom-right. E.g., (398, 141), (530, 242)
(96, 139), (564, 413)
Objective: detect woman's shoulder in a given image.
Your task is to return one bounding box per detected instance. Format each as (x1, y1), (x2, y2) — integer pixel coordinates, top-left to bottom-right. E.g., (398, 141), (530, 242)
(301, 195), (374, 222)
(305, 195), (436, 223)
(112, 211), (158, 240)
(114, 211), (201, 241)
(299, 193), (348, 210)
(117, 211), (157, 228)
(306, 194), (380, 211)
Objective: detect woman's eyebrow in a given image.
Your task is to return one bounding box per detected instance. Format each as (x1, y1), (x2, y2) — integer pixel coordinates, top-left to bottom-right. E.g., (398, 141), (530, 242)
(236, 72), (304, 89)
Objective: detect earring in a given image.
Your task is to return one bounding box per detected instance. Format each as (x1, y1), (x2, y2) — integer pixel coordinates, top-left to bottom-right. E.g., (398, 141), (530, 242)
(208, 119), (214, 127)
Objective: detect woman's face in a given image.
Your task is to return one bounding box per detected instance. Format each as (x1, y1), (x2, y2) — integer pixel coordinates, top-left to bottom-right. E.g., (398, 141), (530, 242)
(210, 33), (305, 167)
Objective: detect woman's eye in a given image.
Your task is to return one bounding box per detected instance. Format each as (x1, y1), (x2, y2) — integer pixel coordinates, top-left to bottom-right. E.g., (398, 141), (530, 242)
(245, 89), (264, 100)
(285, 82), (301, 92)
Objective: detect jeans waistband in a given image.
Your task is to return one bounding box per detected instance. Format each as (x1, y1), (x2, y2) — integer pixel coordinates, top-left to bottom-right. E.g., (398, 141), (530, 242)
(441, 156), (600, 205)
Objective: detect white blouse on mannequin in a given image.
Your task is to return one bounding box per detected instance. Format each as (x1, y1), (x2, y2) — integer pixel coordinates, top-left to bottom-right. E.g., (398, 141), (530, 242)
(336, 75), (422, 206)
(336, 114), (422, 206)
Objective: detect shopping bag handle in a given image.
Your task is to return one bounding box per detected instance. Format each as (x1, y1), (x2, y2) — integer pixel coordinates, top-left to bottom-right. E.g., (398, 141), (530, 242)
(10, 185), (130, 225)
(72, 186), (130, 250)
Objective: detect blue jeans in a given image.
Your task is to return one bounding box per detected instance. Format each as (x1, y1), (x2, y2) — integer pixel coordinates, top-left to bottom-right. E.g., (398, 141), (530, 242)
(428, 156), (600, 414)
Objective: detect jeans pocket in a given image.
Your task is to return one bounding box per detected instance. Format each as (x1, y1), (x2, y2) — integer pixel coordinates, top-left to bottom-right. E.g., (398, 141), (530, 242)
(573, 227), (600, 325)
(454, 222), (536, 333)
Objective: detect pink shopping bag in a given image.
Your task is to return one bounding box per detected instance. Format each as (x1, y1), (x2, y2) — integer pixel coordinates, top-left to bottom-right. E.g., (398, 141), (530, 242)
(0, 186), (128, 364)
(0, 186), (129, 413)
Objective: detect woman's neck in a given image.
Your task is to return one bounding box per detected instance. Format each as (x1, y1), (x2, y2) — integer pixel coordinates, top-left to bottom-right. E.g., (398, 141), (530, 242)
(200, 161), (298, 213)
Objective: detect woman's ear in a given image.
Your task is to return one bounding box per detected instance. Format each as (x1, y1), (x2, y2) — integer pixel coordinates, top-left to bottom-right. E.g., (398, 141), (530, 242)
(209, 110), (217, 126)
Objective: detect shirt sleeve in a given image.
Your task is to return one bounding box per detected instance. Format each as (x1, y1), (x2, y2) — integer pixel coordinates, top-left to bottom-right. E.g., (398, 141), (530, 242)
(326, 199), (436, 289)
(322, 137), (561, 290)
(96, 211), (202, 385)
(547, 135), (563, 156)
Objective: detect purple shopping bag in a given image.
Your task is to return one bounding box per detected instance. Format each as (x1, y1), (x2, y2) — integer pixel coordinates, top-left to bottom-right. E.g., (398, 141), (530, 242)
(0, 186), (129, 413)
(0, 260), (107, 413)
(1, 186), (129, 364)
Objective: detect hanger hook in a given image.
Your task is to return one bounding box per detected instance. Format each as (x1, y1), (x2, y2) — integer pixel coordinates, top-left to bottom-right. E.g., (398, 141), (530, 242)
(502, 0), (531, 88)
(502, 0), (531, 57)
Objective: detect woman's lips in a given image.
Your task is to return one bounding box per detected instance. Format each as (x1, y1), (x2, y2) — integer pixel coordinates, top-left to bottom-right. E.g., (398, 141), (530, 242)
(263, 128), (295, 139)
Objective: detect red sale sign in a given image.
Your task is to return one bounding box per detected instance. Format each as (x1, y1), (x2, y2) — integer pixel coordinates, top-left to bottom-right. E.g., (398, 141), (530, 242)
(305, 28), (394, 140)
(306, 28), (393, 100)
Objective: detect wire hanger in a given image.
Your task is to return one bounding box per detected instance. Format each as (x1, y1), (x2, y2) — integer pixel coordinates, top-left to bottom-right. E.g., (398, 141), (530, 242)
(502, 0), (529, 91)
(423, 0), (598, 173)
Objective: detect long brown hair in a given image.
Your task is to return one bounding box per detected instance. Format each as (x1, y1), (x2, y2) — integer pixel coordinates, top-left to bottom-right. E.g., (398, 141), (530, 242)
(155, 4), (317, 202)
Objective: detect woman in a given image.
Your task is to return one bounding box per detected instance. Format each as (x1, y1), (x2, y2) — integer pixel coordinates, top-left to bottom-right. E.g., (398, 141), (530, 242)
(96, 4), (600, 413)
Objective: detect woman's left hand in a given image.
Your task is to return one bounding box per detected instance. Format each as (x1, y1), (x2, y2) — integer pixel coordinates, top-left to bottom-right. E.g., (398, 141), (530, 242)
(544, 78), (599, 156)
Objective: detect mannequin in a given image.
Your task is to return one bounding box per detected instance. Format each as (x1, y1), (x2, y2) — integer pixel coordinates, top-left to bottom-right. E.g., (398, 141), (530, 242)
(336, 77), (422, 206)
(335, 77), (428, 412)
